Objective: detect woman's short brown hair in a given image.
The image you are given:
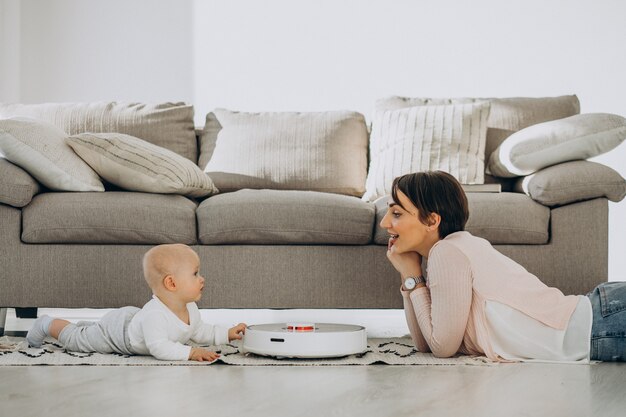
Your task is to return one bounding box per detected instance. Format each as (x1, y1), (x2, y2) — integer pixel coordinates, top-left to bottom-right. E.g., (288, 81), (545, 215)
(391, 171), (469, 239)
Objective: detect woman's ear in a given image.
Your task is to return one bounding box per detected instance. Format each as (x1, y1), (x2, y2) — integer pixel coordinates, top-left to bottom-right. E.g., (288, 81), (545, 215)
(163, 275), (176, 291)
(428, 213), (442, 230)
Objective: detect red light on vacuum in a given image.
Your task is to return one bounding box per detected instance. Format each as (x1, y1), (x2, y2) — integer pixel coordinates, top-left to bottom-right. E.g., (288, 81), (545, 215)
(286, 323), (315, 331)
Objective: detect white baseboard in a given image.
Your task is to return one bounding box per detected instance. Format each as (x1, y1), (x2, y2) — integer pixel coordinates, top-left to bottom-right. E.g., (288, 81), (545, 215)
(5, 308), (410, 338)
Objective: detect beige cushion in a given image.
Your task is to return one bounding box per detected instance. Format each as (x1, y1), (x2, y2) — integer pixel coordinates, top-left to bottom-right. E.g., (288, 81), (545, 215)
(197, 112), (222, 170)
(67, 133), (218, 198)
(376, 95), (581, 161)
(373, 193), (550, 245)
(200, 109), (369, 196)
(488, 113), (626, 177)
(0, 102), (197, 162)
(197, 189), (375, 244)
(0, 158), (41, 207)
(514, 160), (626, 206)
(0, 118), (104, 192)
(363, 102), (490, 201)
(22, 192), (197, 244)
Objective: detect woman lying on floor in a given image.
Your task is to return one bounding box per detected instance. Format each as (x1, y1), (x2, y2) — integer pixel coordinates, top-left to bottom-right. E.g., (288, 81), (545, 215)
(381, 171), (625, 363)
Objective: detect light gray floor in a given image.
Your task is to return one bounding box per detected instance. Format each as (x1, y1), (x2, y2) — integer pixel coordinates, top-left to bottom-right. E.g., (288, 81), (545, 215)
(1, 363), (625, 417)
(3, 310), (626, 417)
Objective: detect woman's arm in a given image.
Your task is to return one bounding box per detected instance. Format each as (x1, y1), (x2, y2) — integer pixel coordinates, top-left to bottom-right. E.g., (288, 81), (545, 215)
(401, 286), (430, 352)
(385, 239), (431, 352)
(408, 242), (473, 357)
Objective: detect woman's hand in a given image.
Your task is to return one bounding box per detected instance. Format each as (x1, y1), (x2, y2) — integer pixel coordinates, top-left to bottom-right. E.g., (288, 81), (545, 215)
(387, 238), (423, 279)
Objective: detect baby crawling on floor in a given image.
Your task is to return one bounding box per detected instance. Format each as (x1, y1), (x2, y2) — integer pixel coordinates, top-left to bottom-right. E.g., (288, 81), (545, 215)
(27, 243), (246, 362)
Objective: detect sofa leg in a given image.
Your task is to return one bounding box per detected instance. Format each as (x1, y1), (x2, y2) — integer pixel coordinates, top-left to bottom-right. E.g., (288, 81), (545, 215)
(0, 308), (7, 336)
(15, 307), (37, 319)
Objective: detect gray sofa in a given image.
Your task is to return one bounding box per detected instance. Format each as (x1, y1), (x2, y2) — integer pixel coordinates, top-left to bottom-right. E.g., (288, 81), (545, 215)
(1, 96), (625, 335)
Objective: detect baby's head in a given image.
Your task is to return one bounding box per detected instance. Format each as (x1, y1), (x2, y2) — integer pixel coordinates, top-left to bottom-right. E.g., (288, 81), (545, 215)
(142, 244), (205, 302)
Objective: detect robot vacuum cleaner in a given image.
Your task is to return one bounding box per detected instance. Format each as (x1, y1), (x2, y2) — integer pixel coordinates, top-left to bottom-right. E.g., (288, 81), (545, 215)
(242, 323), (367, 358)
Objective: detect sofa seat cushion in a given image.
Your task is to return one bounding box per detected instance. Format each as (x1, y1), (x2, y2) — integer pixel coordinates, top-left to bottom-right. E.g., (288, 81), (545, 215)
(374, 192), (550, 245)
(197, 189), (375, 244)
(22, 192), (197, 244)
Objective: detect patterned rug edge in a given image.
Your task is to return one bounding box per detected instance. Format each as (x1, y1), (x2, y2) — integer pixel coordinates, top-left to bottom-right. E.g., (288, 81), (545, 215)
(0, 336), (495, 366)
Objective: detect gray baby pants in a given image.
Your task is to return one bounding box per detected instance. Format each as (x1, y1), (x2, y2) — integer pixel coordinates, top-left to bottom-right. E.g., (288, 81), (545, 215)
(57, 306), (140, 355)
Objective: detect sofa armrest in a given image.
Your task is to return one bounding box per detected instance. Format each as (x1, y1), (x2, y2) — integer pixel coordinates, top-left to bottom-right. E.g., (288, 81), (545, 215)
(0, 158), (41, 207)
(513, 160), (626, 207)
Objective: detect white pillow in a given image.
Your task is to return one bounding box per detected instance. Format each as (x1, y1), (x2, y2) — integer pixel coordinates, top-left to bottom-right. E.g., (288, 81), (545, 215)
(363, 102), (491, 202)
(0, 117), (104, 191)
(66, 133), (218, 198)
(488, 113), (626, 178)
(202, 109), (369, 196)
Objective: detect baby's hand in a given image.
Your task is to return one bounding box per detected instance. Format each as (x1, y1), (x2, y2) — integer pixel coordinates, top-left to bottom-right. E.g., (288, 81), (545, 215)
(189, 347), (220, 362)
(228, 323), (247, 341)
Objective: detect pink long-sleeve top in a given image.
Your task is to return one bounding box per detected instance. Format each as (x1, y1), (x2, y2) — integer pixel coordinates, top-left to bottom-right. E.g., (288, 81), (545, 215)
(402, 231), (581, 362)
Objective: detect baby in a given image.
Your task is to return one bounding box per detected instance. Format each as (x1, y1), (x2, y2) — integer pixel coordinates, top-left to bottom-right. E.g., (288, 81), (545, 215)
(26, 243), (246, 362)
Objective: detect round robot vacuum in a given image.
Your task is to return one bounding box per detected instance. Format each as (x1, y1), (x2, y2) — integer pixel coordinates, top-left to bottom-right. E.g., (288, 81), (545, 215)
(242, 323), (367, 358)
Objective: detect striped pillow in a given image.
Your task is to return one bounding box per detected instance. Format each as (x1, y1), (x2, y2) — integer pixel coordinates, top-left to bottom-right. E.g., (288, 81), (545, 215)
(66, 133), (218, 198)
(362, 102), (491, 202)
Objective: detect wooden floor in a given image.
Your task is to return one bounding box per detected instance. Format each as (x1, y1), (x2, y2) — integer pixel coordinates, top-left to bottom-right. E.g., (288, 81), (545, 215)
(2, 362), (626, 417)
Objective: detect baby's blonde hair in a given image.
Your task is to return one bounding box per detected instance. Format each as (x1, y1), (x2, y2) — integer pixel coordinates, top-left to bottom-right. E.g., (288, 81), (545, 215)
(142, 244), (198, 291)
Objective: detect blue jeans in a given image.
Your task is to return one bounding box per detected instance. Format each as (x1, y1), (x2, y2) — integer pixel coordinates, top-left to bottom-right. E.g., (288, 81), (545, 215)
(587, 282), (626, 361)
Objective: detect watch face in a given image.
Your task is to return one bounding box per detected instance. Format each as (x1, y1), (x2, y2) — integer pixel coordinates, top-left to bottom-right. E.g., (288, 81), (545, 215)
(404, 277), (416, 290)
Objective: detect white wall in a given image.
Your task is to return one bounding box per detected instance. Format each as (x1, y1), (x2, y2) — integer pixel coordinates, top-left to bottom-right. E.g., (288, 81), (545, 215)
(4, 0), (194, 104)
(192, 0), (626, 281)
(0, 0), (20, 102)
(1, 0), (625, 280)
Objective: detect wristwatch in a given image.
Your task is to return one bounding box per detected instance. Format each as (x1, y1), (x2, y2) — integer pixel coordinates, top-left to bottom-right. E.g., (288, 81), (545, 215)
(403, 275), (426, 290)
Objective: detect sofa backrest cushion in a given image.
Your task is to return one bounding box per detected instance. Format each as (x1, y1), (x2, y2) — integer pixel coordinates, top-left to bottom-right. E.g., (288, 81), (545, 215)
(376, 95), (581, 177)
(198, 109), (369, 197)
(0, 102), (197, 162)
(0, 158), (41, 207)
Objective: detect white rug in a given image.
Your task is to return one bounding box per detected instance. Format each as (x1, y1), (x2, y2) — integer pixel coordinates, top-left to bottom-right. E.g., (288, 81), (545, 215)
(0, 336), (493, 366)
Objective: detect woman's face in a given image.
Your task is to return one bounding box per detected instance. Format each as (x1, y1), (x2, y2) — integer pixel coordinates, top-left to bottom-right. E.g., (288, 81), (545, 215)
(380, 190), (435, 254)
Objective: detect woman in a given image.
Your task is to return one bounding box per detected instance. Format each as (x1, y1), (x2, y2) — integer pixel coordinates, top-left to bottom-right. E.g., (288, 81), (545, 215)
(380, 170), (626, 362)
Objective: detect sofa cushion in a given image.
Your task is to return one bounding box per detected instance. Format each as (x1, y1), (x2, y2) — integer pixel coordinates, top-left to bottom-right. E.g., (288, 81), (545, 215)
(200, 109), (369, 196)
(0, 102), (197, 162)
(0, 158), (41, 207)
(0, 117), (104, 192)
(363, 101), (491, 202)
(373, 192), (550, 245)
(67, 133), (219, 198)
(197, 189), (375, 244)
(376, 95), (580, 163)
(22, 192), (197, 244)
(376, 95), (581, 190)
(514, 160), (626, 207)
(488, 113), (626, 177)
